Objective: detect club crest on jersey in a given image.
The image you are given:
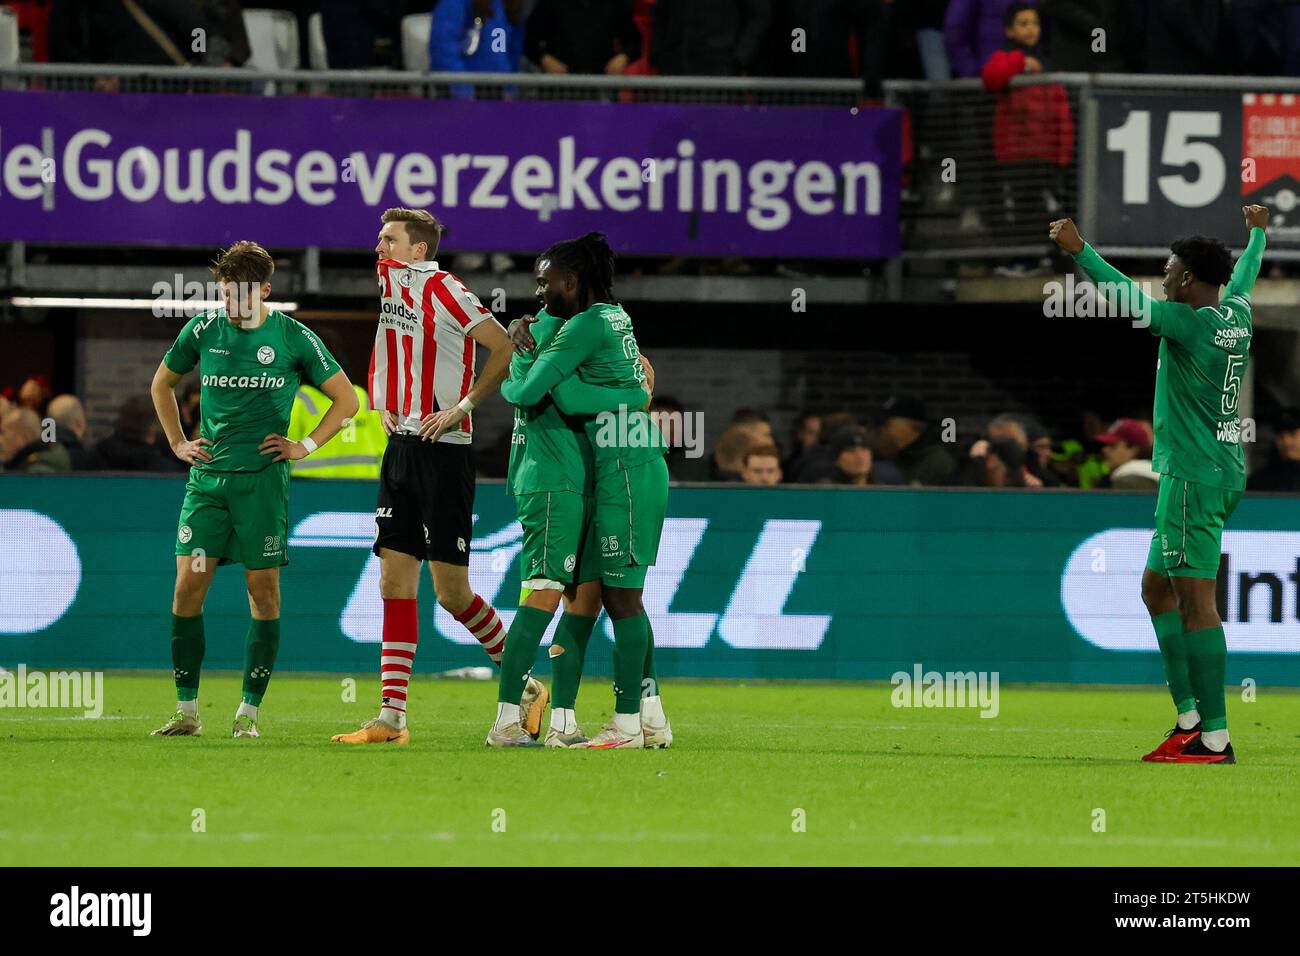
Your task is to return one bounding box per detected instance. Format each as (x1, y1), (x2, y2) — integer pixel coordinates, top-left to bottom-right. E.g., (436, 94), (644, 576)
(397, 270), (413, 288)
(178, 525), (193, 544)
(564, 554), (576, 572)
(257, 346), (276, 365)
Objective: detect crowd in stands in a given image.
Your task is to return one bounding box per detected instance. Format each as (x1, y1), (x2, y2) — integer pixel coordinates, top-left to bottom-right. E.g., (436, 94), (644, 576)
(0, 377), (193, 474)
(645, 395), (1300, 493)
(5, 373), (1300, 492)
(7, 1), (1300, 83)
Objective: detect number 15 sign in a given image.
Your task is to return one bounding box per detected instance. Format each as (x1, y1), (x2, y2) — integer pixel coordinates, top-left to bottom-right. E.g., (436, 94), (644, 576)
(1094, 90), (1300, 249)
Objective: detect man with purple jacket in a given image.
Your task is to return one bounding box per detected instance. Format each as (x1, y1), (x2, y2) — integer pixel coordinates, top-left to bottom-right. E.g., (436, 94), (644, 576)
(944, 0), (1039, 78)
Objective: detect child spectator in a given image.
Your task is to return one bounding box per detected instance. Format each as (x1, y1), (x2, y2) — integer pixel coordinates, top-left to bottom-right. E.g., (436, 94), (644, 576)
(979, 4), (1074, 244)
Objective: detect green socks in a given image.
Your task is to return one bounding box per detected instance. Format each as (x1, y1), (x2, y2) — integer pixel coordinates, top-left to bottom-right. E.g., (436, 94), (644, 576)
(1153, 612), (1227, 731)
(497, 605), (552, 705)
(171, 613), (205, 701)
(1151, 609), (1196, 715)
(172, 614), (282, 709)
(1185, 625), (1228, 732)
(241, 618), (281, 707)
(550, 612), (597, 709)
(643, 617), (659, 698)
(611, 612), (651, 715)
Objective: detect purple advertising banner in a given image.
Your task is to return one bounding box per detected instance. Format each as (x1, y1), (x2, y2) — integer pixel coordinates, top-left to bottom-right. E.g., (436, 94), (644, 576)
(0, 90), (900, 258)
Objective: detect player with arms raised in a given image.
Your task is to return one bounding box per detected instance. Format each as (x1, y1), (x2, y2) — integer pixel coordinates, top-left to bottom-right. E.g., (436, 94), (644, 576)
(1050, 205), (1268, 764)
(332, 208), (539, 745)
(150, 241), (358, 738)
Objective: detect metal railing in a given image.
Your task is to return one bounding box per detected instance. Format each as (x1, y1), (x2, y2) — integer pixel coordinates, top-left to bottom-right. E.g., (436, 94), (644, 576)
(886, 73), (1082, 261)
(0, 63), (863, 107)
(885, 72), (1300, 262)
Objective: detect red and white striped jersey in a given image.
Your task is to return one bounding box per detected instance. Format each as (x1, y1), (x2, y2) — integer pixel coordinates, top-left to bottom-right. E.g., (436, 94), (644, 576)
(368, 258), (493, 444)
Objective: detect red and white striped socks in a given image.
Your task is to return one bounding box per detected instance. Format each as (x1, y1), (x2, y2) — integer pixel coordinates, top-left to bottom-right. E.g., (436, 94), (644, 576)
(378, 597), (417, 730)
(377, 594), (504, 729)
(456, 594), (506, 664)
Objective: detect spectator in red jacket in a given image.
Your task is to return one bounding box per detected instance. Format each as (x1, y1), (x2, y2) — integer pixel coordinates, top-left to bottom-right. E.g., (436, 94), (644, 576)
(980, 3), (1074, 242)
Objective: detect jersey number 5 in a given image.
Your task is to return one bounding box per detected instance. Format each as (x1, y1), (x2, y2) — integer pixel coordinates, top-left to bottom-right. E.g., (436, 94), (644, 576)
(1221, 354), (1246, 416)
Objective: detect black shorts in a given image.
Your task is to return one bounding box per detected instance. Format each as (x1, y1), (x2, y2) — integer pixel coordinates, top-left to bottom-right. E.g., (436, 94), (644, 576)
(373, 435), (475, 565)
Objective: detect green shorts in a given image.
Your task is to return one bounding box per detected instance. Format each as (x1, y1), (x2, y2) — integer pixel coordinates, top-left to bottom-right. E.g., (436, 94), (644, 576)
(515, 490), (599, 591)
(1146, 474), (1241, 579)
(175, 463), (290, 570)
(594, 456), (669, 589)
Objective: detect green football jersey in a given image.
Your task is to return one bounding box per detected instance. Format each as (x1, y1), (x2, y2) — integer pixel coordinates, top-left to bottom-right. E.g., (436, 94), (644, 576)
(163, 309), (341, 473)
(506, 311), (594, 497)
(500, 302), (665, 478)
(1073, 227), (1266, 490)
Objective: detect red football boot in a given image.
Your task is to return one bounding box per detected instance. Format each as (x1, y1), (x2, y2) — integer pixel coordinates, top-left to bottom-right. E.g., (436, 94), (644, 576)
(1141, 723), (1201, 762)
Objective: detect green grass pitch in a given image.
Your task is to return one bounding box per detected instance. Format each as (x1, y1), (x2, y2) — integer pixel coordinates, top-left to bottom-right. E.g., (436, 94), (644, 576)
(3, 674), (1298, 866)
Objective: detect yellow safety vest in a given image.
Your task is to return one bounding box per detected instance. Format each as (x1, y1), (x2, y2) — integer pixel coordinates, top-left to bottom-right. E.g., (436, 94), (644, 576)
(287, 384), (387, 479)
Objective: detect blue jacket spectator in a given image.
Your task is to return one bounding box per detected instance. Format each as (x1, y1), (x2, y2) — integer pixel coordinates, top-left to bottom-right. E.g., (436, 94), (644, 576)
(429, 0), (527, 97)
(944, 0), (1039, 78)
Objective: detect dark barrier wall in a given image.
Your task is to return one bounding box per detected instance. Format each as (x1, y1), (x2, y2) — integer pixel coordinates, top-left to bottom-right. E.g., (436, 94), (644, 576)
(3, 476), (1299, 684)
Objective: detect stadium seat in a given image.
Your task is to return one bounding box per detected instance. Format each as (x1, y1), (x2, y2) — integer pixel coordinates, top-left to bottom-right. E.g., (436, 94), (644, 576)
(307, 12), (327, 70)
(0, 7), (19, 68)
(401, 13), (432, 72)
(242, 8), (301, 71)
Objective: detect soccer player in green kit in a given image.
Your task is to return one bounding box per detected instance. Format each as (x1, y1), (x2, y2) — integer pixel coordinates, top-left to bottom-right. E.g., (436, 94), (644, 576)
(1051, 205), (1269, 764)
(148, 241), (358, 738)
(493, 233), (673, 750)
(484, 299), (651, 748)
